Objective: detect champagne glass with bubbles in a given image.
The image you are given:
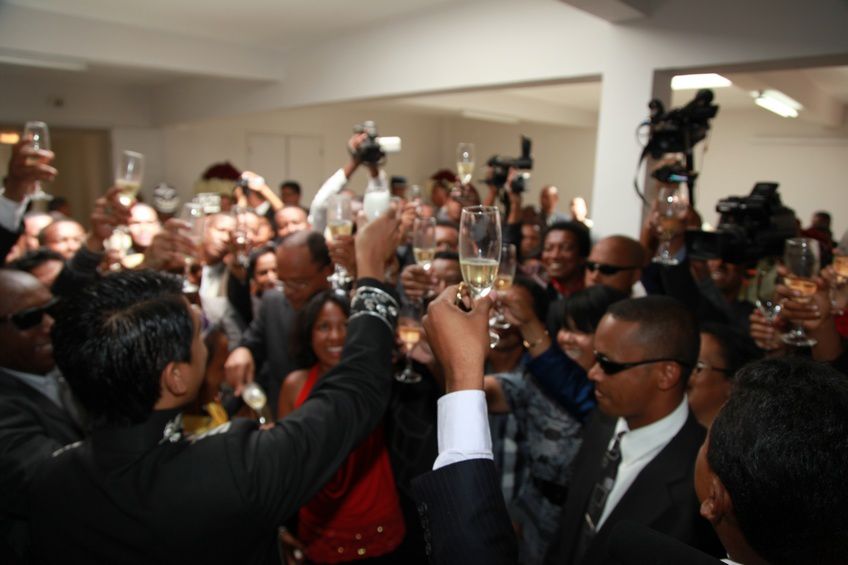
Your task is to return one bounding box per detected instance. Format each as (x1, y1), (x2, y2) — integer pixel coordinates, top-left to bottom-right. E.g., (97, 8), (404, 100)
(459, 205), (502, 347)
(395, 301), (424, 384)
(491, 243), (517, 330)
(413, 217), (436, 273)
(457, 143), (475, 185)
(326, 193), (354, 292)
(781, 237), (820, 348)
(652, 185), (688, 265)
(116, 150), (145, 208)
(23, 121), (52, 204)
(179, 201), (206, 294)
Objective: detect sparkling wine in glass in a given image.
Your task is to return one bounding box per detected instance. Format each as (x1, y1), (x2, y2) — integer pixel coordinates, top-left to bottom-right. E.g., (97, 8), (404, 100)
(459, 205), (502, 347)
(326, 193), (354, 292)
(22, 121), (52, 203)
(179, 201), (206, 294)
(230, 205), (251, 268)
(492, 243), (517, 330)
(412, 217), (437, 272)
(395, 302), (423, 384)
(652, 186), (688, 265)
(831, 252), (848, 315)
(116, 150), (145, 208)
(781, 237), (820, 348)
(242, 382), (274, 425)
(457, 143), (475, 185)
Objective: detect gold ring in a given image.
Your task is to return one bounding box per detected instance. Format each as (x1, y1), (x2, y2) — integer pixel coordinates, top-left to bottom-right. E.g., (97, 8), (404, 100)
(454, 282), (467, 306)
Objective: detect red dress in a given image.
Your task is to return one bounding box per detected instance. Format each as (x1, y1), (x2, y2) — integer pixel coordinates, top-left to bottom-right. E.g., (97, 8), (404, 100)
(294, 366), (405, 563)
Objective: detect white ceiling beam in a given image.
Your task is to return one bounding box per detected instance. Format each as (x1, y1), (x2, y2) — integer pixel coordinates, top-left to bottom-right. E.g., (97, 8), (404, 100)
(559, 0), (652, 23)
(395, 92), (598, 128)
(0, 4), (287, 82)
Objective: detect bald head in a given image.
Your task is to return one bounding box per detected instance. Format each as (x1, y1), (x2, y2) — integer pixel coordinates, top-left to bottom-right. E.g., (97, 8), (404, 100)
(585, 235), (645, 294)
(0, 270), (56, 374)
(40, 219), (84, 260)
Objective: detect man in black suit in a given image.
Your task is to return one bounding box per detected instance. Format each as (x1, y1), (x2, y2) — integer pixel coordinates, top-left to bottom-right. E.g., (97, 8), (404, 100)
(0, 270), (84, 561)
(545, 295), (722, 564)
(28, 210), (400, 564)
(224, 230), (333, 414)
(412, 295), (721, 565)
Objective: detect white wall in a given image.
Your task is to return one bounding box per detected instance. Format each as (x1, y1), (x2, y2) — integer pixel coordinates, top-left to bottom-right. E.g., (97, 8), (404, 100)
(697, 107), (848, 238)
(0, 74), (152, 129)
(152, 106), (597, 218)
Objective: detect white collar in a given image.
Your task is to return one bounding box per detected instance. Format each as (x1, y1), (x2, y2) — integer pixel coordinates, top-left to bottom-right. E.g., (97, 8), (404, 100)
(2, 366), (63, 407)
(254, 200), (270, 216)
(614, 397), (689, 465)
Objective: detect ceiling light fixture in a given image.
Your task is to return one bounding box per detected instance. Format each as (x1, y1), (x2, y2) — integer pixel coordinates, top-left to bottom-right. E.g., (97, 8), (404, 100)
(752, 89), (802, 118)
(0, 132), (21, 145)
(671, 73), (732, 90)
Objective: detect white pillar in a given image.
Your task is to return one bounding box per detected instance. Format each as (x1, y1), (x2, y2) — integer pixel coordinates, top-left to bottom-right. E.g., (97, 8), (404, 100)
(590, 61), (671, 239)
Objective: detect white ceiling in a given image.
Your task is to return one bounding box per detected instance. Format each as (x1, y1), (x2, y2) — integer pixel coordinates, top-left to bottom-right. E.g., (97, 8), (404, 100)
(1, 0), (846, 129)
(7, 0), (474, 51)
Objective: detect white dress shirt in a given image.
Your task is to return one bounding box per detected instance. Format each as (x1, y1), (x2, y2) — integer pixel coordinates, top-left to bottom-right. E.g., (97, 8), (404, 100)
(432, 390), (493, 470)
(3, 366), (63, 407)
(597, 397), (689, 529)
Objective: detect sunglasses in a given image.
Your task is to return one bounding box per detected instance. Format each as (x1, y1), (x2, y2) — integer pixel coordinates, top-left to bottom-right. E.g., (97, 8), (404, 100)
(594, 351), (687, 375)
(585, 261), (639, 276)
(0, 297), (60, 331)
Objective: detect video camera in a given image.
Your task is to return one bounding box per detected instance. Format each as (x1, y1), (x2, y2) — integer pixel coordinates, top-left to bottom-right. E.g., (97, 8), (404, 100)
(686, 182), (796, 264)
(486, 136), (533, 194)
(645, 89), (719, 159)
(352, 121), (401, 165)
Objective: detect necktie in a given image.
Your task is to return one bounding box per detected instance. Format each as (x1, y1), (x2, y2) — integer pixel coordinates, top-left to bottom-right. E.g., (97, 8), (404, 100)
(573, 430), (625, 561)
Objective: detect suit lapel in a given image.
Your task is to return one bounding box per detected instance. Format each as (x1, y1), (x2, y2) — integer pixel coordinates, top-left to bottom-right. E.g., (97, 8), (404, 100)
(587, 413), (705, 558)
(547, 410), (617, 564)
(0, 369), (83, 439)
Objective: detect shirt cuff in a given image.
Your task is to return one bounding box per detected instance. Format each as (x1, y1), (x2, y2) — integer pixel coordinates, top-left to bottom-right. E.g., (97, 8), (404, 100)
(433, 389), (492, 470)
(0, 193), (29, 232)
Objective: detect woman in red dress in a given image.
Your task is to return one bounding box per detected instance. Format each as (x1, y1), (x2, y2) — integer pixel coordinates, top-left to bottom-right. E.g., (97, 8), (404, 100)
(278, 291), (405, 563)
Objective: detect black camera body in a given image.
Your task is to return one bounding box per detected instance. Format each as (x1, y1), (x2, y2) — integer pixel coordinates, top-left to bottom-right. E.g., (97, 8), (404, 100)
(487, 136), (533, 193)
(646, 89), (719, 159)
(352, 121), (400, 164)
(686, 182), (796, 264)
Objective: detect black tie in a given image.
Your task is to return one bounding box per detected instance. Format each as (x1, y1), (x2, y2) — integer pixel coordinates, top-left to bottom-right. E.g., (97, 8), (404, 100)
(573, 430), (625, 562)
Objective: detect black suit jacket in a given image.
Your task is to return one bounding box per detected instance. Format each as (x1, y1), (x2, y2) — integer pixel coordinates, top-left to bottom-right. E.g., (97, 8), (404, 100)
(28, 297), (394, 565)
(0, 369), (83, 559)
(239, 289), (298, 415)
(412, 459), (517, 565)
(545, 410), (723, 564)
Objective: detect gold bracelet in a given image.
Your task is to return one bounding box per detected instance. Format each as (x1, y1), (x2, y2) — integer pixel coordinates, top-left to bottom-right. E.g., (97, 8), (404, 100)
(522, 331), (549, 350)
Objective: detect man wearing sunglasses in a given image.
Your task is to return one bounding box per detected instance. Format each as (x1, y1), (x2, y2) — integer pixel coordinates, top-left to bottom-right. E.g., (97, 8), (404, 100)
(0, 269), (84, 560)
(544, 295), (723, 564)
(584, 235), (645, 296)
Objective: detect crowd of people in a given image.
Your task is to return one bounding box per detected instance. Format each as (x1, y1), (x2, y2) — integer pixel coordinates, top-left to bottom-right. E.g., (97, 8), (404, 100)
(1, 128), (847, 565)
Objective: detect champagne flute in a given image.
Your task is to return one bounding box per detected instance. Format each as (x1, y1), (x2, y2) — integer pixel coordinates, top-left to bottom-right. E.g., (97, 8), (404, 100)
(179, 201), (206, 294)
(457, 143), (475, 185)
(830, 251), (848, 315)
(491, 243), (518, 330)
(781, 237), (820, 348)
(230, 205), (250, 268)
(115, 150), (145, 208)
(459, 205), (502, 347)
(395, 302), (423, 384)
(242, 382), (274, 425)
(412, 217), (436, 272)
(652, 186), (688, 265)
(326, 193), (354, 292)
(22, 121), (52, 203)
